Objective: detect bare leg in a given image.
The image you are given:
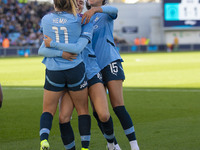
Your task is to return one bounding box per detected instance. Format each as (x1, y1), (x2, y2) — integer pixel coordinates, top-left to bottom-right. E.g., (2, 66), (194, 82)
(107, 80), (124, 107)
(43, 89), (64, 115)
(69, 88), (89, 115)
(107, 80), (139, 150)
(89, 83), (115, 148)
(59, 91), (75, 150)
(40, 89), (64, 141)
(59, 91), (74, 123)
(69, 88), (91, 149)
(89, 83), (110, 122)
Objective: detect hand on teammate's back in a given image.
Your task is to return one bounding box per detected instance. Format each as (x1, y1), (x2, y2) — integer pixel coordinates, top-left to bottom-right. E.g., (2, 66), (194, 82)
(44, 35), (52, 47)
(81, 8), (95, 24)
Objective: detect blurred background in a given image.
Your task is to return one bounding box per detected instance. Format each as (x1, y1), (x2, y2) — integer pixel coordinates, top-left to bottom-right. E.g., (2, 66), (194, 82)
(0, 0), (200, 55)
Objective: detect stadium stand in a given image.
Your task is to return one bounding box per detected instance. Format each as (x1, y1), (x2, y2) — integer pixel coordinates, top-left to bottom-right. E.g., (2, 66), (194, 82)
(0, 0), (200, 56)
(0, 0), (53, 47)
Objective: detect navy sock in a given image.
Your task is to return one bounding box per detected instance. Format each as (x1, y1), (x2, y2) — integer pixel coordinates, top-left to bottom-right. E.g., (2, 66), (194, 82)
(59, 122), (75, 150)
(93, 112), (103, 133)
(78, 115), (91, 148)
(93, 112), (118, 144)
(40, 112), (53, 141)
(113, 106), (136, 141)
(101, 116), (115, 143)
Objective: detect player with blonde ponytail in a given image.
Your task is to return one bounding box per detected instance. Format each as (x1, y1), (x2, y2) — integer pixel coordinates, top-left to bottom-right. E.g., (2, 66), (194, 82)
(38, 0), (93, 149)
(70, 0), (78, 16)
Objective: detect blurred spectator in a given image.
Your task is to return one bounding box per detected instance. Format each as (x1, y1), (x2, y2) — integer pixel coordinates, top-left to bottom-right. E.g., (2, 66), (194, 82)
(0, 33), (3, 46)
(140, 37), (146, 45)
(140, 37), (150, 45)
(2, 36), (9, 48)
(167, 43), (173, 52)
(173, 36), (179, 51)
(145, 38), (150, 45)
(16, 34), (26, 46)
(134, 37), (140, 46)
(0, 0), (53, 47)
(114, 36), (127, 45)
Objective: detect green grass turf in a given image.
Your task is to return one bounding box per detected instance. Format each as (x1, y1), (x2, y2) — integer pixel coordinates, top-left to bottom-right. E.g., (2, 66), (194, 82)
(0, 52), (200, 150)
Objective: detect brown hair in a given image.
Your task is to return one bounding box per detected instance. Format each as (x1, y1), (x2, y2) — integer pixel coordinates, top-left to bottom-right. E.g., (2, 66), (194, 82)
(54, 0), (78, 16)
(86, 0), (108, 10)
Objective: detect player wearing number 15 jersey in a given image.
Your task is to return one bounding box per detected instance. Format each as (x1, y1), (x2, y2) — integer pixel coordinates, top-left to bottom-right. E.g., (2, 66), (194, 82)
(83, 0), (140, 149)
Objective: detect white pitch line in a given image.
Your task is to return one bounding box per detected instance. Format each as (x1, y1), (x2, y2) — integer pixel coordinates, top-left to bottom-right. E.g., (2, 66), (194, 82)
(3, 87), (43, 90)
(124, 88), (200, 92)
(3, 87), (200, 92)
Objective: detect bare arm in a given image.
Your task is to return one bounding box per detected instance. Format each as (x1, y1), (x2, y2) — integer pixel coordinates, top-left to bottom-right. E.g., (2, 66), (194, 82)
(81, 6), (118, 24)
(38, 42), (77, 61)
(81, 7), (103, 24)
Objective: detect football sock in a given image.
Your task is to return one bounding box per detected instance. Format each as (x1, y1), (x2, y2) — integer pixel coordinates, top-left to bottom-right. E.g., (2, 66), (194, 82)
(78, 115), (91, 148)
(93, 112), (103, 132)
(93, 112), (118, 144)
(101, 116), (115, 143)
(113, 106), (136, 141)
(59, 122), (75, 150)
(40, 112), (53, 141)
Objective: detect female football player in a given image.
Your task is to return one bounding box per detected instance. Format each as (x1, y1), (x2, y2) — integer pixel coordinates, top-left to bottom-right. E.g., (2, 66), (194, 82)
(81, 0), (140, 149)
(39, 0), (120, 149)
(38, 0), (93, 150)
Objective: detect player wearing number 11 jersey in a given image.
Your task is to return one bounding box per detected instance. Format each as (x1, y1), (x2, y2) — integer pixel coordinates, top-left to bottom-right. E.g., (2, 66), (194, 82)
(39, 0), (92, 150)
(41, 11), (92, 71)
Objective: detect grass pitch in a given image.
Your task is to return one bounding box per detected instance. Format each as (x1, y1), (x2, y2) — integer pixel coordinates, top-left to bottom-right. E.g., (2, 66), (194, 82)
(0, 52), (200, 150)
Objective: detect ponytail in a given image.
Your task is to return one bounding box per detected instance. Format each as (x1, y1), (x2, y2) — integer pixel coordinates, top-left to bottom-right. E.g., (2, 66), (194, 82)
(53, 0), (78, 16)
(70, 0), (78, 16)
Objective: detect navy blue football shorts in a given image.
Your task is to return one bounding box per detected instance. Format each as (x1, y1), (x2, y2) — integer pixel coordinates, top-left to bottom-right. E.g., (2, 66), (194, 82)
(88, 72), (104, 88)
(44, 62), (88, 92)
(101, 59), (125, 85)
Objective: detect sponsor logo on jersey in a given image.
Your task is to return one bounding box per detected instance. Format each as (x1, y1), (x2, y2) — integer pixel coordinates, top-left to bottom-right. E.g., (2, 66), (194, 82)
(80, 81), (87, 89)
(94, 17), (99, 22)
(97, 73), (103, 80)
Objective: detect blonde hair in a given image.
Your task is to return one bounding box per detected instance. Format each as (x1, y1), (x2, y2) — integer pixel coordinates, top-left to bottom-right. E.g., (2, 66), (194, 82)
(54, 0), (77, 16)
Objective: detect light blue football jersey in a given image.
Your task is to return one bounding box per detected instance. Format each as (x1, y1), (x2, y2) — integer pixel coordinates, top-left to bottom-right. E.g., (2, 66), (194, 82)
(91, 8), (123, 70)
(40, 11), (83, 71)
(39, 40), (101, 81)
(81, 43), (101, 80)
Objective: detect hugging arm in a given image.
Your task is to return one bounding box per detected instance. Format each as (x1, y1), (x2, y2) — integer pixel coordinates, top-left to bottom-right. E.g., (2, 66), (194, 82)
(45, 22), (93, 54)
(82, 5), (118, 24)
(50, 37), (89, 54)
(38, 42), (77, 61)
(38, 42), (63, 57)
(101, 6), (118, 19)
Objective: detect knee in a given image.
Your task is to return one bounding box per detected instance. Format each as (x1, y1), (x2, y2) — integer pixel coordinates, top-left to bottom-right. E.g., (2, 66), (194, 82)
(59, 113), (71, 123)
(98, 112), (110, 122)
